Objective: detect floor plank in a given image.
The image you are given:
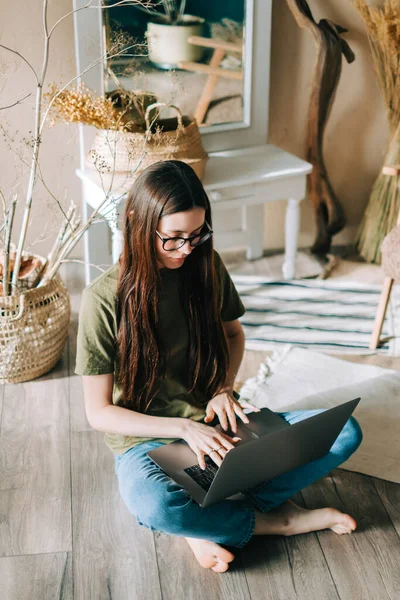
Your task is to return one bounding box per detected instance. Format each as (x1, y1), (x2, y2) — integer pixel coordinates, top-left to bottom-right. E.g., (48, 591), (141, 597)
(0, 551), (72, 600)
(0, 348), (71, 557)
(155, 530), (250, 600)
(242, 535), (299, 600)
(71, 431), (162, 600)
(302, 470), (400, 600)
(242, 493), (339, 600)
(371, 477), (400, 538)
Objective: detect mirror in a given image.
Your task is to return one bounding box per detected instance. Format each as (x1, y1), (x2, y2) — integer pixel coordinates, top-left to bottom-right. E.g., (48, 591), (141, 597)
(102, 0), (247, 131)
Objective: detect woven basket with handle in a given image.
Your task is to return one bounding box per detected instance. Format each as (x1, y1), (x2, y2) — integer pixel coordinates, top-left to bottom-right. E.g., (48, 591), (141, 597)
(0, 254), (70, 384)
(87, 102), (208, 180)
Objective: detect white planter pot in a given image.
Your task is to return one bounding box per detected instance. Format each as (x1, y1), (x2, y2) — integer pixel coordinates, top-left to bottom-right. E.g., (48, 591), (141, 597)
(146, 15), (205, 69)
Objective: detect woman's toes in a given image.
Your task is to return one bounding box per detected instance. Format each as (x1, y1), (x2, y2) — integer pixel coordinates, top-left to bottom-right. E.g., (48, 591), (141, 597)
(211, 559), (230, 573)
(331, 524), (352, 534)
(185, 538), (235, 571)
(215, 546), (235, 563)
(330, 512), (357, 534)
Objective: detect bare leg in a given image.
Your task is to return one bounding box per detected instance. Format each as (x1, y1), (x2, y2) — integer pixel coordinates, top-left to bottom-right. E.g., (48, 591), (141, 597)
(253, 499), (356, 537)
(185, 499), (356, 572)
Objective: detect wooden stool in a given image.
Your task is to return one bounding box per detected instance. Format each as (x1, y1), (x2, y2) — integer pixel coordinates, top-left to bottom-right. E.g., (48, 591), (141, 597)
(370, 164), (400, 349)
(177, 36), (243, 125)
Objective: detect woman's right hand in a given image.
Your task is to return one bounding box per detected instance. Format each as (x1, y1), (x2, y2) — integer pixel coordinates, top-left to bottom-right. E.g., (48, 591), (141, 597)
(181, 419), (241, 470)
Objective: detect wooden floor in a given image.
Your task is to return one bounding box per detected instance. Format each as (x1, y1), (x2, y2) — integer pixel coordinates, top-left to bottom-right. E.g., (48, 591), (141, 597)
(1, 263), (400, 599)
(0, 324), (400, 600)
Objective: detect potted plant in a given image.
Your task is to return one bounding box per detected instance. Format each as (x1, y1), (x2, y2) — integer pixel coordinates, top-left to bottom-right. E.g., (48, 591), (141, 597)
(140, 0), (205, 69)
(0, 1), (154, 384)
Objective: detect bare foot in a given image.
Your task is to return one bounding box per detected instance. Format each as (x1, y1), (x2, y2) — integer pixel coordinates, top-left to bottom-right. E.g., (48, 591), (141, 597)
(254, 499), (357, 537)
(185, 537), (235, 572)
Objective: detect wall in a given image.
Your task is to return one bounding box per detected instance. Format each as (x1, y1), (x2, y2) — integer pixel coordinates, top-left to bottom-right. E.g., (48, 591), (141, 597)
(0, 0), (390, 264)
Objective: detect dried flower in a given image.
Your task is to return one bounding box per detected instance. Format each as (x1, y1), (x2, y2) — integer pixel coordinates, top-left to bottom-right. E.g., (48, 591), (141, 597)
(44, 84), (157, 132)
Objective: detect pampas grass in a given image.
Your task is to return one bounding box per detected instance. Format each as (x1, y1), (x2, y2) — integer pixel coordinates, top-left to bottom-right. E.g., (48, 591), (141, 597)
(354, 0), (400, 263)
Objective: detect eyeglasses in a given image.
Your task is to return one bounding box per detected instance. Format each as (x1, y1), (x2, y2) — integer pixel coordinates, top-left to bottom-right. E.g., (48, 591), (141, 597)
(156, 220), (213, 251)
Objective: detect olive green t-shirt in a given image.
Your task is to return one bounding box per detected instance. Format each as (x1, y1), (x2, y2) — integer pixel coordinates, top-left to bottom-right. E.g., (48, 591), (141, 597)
(74, 250), (245, 455)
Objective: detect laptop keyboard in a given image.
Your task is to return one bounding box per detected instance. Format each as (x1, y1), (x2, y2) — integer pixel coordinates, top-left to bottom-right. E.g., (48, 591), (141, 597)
(184, 463), (218, 491)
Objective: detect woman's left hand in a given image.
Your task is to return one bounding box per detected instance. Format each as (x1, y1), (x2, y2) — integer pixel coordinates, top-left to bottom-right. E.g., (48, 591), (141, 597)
(204, 388), (261, 434)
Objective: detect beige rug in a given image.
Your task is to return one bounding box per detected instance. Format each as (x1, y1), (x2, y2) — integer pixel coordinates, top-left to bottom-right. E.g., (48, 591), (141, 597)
(238, 346), (400, 484)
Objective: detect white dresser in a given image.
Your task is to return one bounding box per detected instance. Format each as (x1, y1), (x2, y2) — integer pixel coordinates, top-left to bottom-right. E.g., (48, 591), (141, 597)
(77, 144), (312, 284)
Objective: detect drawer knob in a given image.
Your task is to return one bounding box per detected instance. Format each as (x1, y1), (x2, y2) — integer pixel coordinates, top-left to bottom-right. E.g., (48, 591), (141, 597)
(209, 190), (222, 202)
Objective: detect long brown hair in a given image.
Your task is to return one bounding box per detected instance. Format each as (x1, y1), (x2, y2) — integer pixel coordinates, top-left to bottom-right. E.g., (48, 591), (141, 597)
(116, 160), (229, 412)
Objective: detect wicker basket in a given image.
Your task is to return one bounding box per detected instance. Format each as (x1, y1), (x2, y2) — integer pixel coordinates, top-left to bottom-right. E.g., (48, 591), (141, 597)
(0, 255), (70, 384)
(87, 102), (208, 181)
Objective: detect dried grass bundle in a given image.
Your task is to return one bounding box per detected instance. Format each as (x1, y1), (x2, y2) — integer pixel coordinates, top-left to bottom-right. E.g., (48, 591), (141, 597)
(45, 84), (157, 132)
(354, 0), (400, 262)
(45, 83), (120, 130)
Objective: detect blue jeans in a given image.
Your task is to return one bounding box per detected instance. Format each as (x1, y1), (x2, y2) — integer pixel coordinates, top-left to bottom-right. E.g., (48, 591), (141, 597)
(114, 409), (362, 548)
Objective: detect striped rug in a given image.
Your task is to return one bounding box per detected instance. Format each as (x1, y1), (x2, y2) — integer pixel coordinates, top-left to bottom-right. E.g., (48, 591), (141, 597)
(231, 276), (400, 355)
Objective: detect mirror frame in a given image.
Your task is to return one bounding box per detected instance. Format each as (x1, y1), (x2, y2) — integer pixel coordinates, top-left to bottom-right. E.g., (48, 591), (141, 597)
(73, 0), (272, 154)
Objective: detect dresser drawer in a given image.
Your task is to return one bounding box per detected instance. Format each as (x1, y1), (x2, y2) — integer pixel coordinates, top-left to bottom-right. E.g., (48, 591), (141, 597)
(206, 184), (256, 203)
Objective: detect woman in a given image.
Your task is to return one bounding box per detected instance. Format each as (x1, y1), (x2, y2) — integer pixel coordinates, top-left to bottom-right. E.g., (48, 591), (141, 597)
(75, 160), (362, 573)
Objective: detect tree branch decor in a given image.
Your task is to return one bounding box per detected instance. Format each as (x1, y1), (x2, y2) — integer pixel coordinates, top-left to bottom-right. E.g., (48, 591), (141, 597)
(286, 0), (356, 254)
(0, 0), (206, 383)
(0, 0), (155, 296)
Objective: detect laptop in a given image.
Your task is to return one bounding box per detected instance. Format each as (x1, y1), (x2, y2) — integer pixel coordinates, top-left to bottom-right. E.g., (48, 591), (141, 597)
(147, 397), (361, 508)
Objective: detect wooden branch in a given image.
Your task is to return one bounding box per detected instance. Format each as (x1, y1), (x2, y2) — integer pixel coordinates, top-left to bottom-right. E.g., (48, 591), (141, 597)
(59, 258), (108, 274)
(46, 202), (76, 269)
(0, 93), (32, 111)
(286, 0), (356, 254)
(0, 44), (39, 84)
(10, 0), (50, 294)
(1, 195), (17, 296)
